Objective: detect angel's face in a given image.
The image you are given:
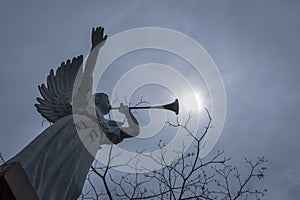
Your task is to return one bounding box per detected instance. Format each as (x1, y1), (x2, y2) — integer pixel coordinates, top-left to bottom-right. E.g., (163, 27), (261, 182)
(95, 93), (111, 115)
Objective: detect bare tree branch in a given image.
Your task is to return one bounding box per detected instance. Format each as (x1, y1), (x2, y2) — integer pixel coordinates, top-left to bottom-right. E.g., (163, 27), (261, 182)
(80, 107), (268, 200)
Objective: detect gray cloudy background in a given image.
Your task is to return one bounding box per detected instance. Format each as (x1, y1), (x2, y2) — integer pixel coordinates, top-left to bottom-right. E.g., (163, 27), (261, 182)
(0, 0), (299, 199)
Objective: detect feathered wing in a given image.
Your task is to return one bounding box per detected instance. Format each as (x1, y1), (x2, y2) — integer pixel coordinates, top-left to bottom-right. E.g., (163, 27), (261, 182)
(35, 55), (84, 123)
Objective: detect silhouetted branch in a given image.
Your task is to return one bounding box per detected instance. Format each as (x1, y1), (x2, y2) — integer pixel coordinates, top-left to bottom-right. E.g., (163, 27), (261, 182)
(80, 108), (268, 200)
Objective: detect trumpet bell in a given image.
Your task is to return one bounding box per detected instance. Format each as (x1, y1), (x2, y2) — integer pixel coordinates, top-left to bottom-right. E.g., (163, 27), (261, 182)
(162, 99), (179, 115)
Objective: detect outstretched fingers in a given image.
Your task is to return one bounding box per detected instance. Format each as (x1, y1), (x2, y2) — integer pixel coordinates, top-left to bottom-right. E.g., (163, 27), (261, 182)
(91, 26), (107, 49)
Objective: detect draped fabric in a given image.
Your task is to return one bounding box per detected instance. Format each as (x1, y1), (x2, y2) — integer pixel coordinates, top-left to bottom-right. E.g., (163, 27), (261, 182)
(5, 113), (120, 200)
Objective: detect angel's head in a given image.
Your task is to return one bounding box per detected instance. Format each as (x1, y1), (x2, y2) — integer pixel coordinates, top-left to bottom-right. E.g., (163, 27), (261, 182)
(94, 93), (111, 115)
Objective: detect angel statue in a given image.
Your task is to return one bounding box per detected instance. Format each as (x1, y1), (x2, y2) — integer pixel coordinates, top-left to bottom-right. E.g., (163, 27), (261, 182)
(2, 26), (140, 199)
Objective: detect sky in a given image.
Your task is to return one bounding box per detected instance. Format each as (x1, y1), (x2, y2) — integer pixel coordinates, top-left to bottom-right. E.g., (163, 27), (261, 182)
(0, 0), (300, 199)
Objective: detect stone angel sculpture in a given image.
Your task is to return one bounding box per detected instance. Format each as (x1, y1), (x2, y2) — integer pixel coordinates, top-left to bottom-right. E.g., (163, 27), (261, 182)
(3, 26), (140, 200)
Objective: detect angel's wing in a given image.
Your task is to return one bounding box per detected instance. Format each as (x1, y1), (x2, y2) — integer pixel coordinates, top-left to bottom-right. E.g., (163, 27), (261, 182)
(35, 55), (83, 123)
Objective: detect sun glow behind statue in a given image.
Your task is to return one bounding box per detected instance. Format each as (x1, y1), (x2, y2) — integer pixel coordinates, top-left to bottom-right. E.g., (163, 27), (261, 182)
(89, 27), (226, 173)
(181, 90), (204, 114)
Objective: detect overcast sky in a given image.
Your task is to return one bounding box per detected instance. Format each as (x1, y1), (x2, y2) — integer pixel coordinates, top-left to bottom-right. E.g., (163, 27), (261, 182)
(1, 0), (300, 199)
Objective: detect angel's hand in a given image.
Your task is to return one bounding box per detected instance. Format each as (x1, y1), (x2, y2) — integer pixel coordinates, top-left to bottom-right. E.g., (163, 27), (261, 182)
(119, 103), (130, 114)
(91, 26), (107, 49)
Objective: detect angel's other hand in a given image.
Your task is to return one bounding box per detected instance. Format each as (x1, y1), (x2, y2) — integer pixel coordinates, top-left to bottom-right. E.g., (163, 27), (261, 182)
(91, 26), (107, 49)
(119, 103), (130, 114)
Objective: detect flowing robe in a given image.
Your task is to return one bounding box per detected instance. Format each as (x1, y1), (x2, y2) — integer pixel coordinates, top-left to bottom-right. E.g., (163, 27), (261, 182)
(5, 110), (120, 200)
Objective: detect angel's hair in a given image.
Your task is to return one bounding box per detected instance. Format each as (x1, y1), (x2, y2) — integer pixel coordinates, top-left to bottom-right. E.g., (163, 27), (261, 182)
(94, 93), (108, 100)
(93, 93), (109, 106)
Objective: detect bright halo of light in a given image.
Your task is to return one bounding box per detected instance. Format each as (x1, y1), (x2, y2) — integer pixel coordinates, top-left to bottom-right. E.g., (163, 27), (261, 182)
(181, 90), (203, 113)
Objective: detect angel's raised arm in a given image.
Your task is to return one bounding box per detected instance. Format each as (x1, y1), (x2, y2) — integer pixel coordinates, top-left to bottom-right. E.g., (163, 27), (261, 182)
(84, 26), (107, 80)
(35, 26), (107, 123)
(73, 26), (107, 109)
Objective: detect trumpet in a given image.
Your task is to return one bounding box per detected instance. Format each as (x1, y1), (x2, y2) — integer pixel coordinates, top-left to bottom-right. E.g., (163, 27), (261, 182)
(110, 99), (179, 115)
